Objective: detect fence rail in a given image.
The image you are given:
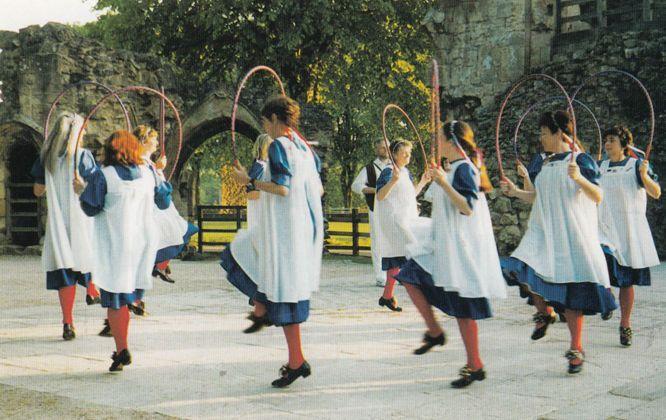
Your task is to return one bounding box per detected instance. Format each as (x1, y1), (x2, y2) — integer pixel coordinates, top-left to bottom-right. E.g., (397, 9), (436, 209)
(196, 205), (372, 256)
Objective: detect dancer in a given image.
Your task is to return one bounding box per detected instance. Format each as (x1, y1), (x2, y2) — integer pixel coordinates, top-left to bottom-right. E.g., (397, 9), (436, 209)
(396, 120), (506, 388)
(31, 112), (100, 340)
(134, 125), (198, 285)
(598, 125), (660, 346)
(75, 130), (171, 372)
(375, 140), (431, 312)
(500, 110), (617, 374)
(351, 139), (391, 286)
(225, 95), (324, 387)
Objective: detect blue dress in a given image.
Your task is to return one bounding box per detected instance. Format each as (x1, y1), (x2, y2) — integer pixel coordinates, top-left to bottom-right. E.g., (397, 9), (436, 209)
(501, 152), (617, 315)
(601, 158), (658, 287)
(80, 164), (172, 309)
(31, 151), (97, 290)
(220, 141), (316, 326)
(396, 161), (494, 319)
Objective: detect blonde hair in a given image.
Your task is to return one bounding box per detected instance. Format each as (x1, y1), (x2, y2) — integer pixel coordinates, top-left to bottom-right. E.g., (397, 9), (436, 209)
(40, 112), (85, 173)
(253, 133), (273, 160)
(133, 125), (158, 145)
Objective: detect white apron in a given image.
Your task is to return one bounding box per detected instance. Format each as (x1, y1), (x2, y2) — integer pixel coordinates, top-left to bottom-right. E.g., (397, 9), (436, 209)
(598, 158), (659, 268)
(229, 160), (271, 285)
(412, 161), (506, 298)
(375, 167), (429, 258)
(91, 165), (159, 293)
(246, 160), (268, 229)
(41, 150), (95, 274)
(511, 153), (610, 286)
(145, 161), (188, 250)
(257, 134), (324, 302)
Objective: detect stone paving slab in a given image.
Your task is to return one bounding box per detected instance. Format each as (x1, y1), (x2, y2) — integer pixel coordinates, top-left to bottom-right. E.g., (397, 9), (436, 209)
(0, 255), (665, 419)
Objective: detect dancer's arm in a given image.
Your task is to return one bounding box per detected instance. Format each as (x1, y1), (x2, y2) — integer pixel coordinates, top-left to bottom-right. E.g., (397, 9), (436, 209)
(500, 177), (536, 203)
(639, 160), (661, 199)
(569, 156), (603, 204)
(30, 159), (46, 196)
(430, 166), (473, 216)
(517, 162), (534, 192)
(414, 171), (431, 196)
(376, 165), (399, 201)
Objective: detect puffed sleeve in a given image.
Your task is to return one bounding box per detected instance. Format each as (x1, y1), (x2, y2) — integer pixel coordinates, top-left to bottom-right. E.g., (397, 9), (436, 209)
(376, 167), (393, 192)
(78, 149), (98, 181)
(452, 162), (479, 210)
(635, 158), (658, 188)
(154, 180), (173, 210)
(527, 153), (544, 183)
(576, 153), (601, 185)
(268, 141), (292, 188)
(80, 170), (107, 216)
(31, 159), (45, 184)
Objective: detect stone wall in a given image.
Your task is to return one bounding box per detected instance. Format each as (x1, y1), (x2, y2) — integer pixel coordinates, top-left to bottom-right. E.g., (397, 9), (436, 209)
(424, 0), (555, 108)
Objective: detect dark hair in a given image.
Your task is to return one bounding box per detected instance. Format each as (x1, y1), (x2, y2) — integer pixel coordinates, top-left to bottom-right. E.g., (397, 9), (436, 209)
(102, 130), (143, 166)
(260, 95), (300, 128)
(603, 124), (633, 150)
(538, 110), (573, 136)
(442, 120), (493, 192)
(538, 110), (585, 152)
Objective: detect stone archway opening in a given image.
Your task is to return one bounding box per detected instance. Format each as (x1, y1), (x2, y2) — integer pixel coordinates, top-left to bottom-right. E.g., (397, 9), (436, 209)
(1, 124), (43, 246)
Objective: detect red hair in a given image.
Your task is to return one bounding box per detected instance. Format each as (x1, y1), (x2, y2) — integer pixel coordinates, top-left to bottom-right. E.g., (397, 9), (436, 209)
(102, 130), (143, 166)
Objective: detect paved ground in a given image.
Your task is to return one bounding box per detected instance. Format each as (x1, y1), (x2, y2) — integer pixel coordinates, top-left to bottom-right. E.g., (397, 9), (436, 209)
(0, 254), (665, 419)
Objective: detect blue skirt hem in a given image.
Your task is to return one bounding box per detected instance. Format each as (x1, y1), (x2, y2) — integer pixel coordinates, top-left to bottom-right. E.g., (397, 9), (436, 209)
(220, 248), (309, 326)
(602, 246), (651, 287)
(100, 288), (144, 310)
(382, 256), (407, 271)
(395, 259), (493, 320)
(500, 257), (618, 315)
(46, 269), (91, 290)
(155, 223), (199, 263)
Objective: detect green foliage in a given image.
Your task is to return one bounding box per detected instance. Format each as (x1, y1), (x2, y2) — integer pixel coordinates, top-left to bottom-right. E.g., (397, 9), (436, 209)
(85, 0), (437, 208)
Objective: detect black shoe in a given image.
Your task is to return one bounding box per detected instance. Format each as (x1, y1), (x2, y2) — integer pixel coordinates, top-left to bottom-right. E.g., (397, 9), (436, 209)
(378, 296), (402, 312)
(109, 349), (132, 372)
(62, 324), (76, 341)
(152, 268), (175, 283)
(558, 311), (567, 323)
(565, 349), (584, 374)
(243, 312), (272, 334)
(531, 312), (557, 340)
(414, 332), (446, 355)
(128, 301), (146, 316)
(620, 326), (633, 347)
(165, 265), (172, 275)
(271, 361), (311, 388)
(451, 366), (486, 388)
(86, 295), (101, 305)
(98, 319), (112, 337)
(601, 310), (614, 321)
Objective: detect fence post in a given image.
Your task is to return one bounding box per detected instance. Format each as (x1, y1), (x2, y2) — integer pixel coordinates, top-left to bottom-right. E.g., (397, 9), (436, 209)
(197, 205), (203, 254)
(352, 208), (359, 256)
(235, 206), (242, 231)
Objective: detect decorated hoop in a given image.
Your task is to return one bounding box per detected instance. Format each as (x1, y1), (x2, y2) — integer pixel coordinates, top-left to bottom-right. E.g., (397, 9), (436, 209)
(75, 86), (183, 181)
(514, 96), (603, 162)
(430, 58), (442, 166)
(230, 66), (286, 163)
(159, 87), (166, 156)
(382, 103), (428, 170)
(44, 80), (131, 141)
(571, 69), (655, 160)
(495, 74), (577, 180)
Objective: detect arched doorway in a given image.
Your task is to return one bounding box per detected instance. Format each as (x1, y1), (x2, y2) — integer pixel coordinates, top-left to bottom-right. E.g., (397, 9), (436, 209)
(0, 122), (44, 246)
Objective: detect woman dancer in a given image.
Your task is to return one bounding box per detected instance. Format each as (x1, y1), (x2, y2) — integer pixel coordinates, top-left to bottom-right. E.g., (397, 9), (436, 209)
(31, 112), (100, 340)
(226, 95), (324, 387)
(396, 120), (506, 388)
(500, 110), (617, 374)
(375, 140), (431, 312)
(598, 125), (660, 346)
(75, 130), (171, 371)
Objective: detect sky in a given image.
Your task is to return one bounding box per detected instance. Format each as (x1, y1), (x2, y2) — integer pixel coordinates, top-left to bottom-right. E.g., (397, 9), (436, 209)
(0, 0), (101, 32)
